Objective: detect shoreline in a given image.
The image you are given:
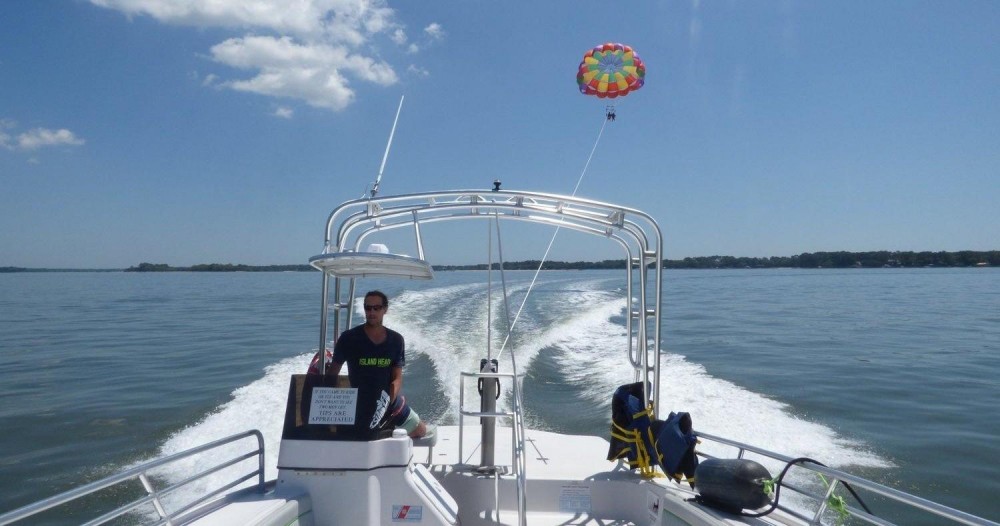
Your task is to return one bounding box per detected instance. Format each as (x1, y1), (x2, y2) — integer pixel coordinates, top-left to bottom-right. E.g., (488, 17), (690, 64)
(3, 252), (997, 274)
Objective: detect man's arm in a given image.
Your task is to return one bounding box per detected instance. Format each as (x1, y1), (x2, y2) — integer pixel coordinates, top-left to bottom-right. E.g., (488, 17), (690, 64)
(389, 366), (403, 402)
(327, 360), (344, 379)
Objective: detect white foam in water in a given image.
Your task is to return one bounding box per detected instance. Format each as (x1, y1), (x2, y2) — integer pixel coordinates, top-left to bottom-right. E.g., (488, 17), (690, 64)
(146, 277), (890, 516)
(550, 295), (890, 470)
(391, 281), (540, 418)
(547, 289), (891, 515)
(392, 278), (619, 422)
(142, 354), (309, 515)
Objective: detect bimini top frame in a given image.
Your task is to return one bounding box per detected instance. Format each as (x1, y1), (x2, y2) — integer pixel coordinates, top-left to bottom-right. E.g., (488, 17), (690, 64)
(310, 188), (666, 416)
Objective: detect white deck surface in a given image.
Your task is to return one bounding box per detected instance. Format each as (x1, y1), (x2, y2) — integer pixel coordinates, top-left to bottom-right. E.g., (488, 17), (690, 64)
(415, 425), (797, 526)
(421, 424), (617, 477)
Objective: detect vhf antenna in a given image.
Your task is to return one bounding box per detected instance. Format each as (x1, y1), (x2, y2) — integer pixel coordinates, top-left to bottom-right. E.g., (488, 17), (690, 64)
(367, 95), (405, 199)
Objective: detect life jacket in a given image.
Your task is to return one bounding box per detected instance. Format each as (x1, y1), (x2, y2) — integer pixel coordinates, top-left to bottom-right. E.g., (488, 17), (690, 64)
(607, 382), (661, 478)
(607, 382), (699, 485)
(657, 411), (699, 487)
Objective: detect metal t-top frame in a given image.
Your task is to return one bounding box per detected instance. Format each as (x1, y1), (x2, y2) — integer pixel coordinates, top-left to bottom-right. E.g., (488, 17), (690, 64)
(312, 189), (665, 417)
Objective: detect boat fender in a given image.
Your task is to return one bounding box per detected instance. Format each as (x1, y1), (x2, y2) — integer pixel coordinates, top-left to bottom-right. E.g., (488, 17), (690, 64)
(694, 458), (772, 513)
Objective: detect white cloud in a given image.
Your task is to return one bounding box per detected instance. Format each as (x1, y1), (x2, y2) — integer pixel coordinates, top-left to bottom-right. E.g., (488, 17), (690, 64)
(211, 35), (397, 110)
(273, 106), (294, 118)
(90, 0), (393, 45)
(407, 64), (429, 77)
(18, 128), (86, 150)
(91, 0), (413, 112)
(424, 22), (443, 40)
(1, 124), (85, 151)
(404, 21), (443, 55)
(391, 28), (407, 45)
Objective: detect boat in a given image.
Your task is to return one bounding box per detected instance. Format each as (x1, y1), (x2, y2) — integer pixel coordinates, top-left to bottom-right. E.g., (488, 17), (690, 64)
(2, 187), (996, 526)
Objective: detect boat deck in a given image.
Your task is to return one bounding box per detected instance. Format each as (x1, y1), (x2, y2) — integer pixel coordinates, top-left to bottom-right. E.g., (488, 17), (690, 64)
(417, 425), (797, 526)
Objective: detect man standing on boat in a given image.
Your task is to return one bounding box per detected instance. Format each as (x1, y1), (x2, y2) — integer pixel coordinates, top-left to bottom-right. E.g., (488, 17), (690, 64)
(311, 290), (430, 438)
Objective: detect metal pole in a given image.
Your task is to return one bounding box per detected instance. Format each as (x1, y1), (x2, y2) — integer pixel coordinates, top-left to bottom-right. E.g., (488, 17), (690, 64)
(487, 219), (492, 360)
(479, 359), (498, 468)
(369, 95), (404, 199)
(319, 273), (330, 371)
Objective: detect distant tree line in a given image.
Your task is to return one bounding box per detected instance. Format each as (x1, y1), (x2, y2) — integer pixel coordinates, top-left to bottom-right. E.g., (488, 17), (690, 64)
(434, 259), (626, 271)
(434, 251), (998, 270)
(0, 267), (118, 273)
(666, 251), (998, 269)
(124, 262), (312, 272)
(3, 251), (995, 273)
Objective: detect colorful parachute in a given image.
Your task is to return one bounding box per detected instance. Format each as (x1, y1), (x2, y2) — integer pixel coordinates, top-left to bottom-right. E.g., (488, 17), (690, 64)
(577, 43), (645, 99)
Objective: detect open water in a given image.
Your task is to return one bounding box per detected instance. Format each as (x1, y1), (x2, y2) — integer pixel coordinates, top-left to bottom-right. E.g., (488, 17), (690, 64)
(0, 268), (997, 524)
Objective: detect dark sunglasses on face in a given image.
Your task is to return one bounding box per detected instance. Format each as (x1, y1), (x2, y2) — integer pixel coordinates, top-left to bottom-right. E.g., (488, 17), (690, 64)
(363, 304), (385, 312)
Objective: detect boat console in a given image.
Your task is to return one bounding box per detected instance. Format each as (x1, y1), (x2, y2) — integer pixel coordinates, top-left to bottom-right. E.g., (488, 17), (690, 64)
(271, 374), (457, 525)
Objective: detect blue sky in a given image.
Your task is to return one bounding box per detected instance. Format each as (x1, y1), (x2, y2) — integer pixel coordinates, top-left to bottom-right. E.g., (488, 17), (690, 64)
(2, 1), (997, 268)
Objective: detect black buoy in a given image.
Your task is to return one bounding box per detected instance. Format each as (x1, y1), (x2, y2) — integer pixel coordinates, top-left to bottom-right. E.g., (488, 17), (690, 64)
(694, 458), (773, 513)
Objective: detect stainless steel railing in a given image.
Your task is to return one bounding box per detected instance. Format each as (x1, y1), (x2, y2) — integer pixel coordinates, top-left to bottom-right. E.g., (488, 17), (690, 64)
(0, 429), (266, 526)
(695, 431), (998, 526)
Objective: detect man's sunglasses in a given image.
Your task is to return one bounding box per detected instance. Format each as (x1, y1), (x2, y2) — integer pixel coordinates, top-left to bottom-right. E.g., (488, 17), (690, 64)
(363, 304), (385, 312)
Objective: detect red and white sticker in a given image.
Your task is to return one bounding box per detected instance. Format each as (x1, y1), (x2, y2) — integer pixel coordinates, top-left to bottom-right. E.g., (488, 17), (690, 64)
(392, 504), (423, 522)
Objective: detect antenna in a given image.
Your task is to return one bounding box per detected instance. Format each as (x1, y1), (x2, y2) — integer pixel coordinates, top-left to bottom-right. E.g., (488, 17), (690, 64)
(368, 95), (405, 199)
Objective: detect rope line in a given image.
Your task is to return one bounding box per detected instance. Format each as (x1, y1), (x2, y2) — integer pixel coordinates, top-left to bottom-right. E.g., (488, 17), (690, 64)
(496, 115), (609, 360)
(733, 458), (872, 521)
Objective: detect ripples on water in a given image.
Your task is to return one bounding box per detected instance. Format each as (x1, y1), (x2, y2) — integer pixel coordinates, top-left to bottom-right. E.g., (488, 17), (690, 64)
(0, 268), (997, 523)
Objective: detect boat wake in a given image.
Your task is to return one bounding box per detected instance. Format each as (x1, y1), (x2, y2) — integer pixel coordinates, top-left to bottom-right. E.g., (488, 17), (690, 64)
(548, 293), (890, 470)
(144, 276), (890, 514)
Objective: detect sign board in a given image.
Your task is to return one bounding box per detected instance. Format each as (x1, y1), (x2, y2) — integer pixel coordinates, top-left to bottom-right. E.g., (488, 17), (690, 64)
(308, 387), (358, 425)
(559, 483), (592, 513)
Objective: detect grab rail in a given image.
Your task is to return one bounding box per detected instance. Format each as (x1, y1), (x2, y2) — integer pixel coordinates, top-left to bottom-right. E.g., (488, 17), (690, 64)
(509, 376), (528, 526)
(0, 430), (266, 526)
(695, 431), (998, 526)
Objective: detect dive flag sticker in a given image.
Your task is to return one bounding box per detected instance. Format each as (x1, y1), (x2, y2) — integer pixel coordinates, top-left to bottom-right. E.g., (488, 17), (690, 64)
(391, 504), (423, 522)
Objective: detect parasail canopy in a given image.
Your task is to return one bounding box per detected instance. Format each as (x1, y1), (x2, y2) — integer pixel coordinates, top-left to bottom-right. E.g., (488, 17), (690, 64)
(577, 43), (645, 99)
